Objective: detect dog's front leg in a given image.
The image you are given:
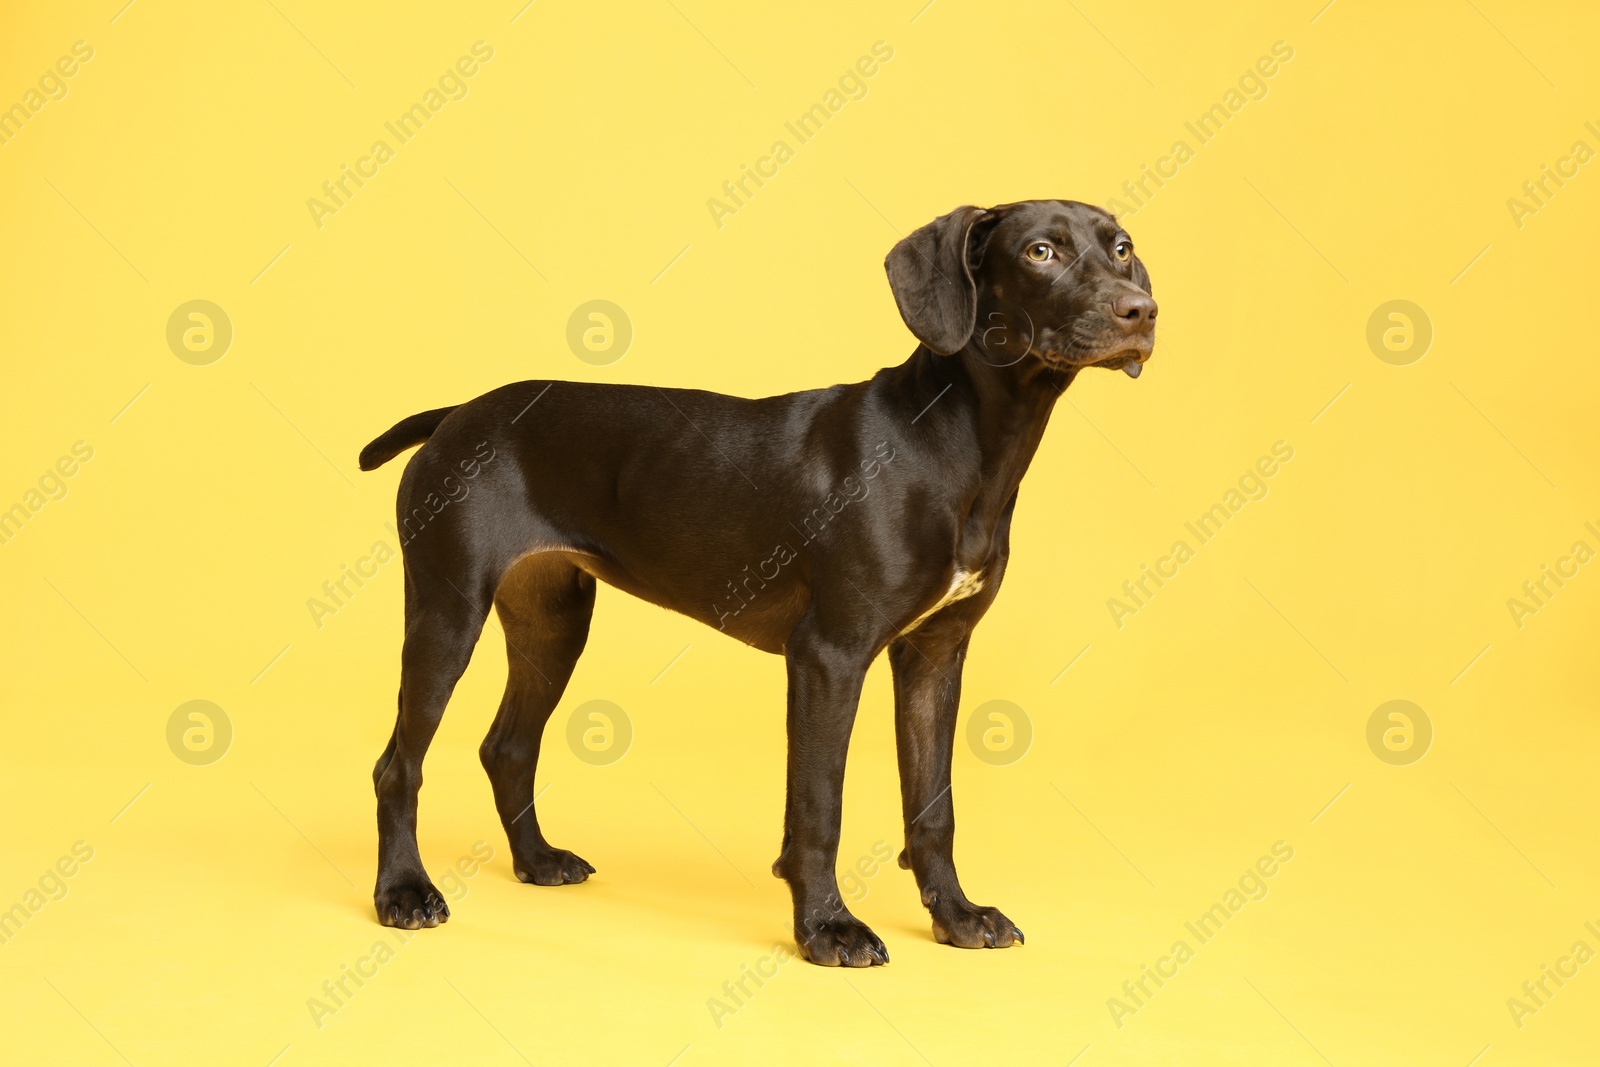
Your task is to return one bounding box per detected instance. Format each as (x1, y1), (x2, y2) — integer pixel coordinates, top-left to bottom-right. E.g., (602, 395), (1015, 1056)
(889, 621), (1024, 950)
(772, 630), (887, 967)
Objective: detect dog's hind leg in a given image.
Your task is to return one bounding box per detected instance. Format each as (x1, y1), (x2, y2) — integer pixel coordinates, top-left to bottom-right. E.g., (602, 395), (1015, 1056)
(373, 563), (493, 930)
(480, 555), (597, 886)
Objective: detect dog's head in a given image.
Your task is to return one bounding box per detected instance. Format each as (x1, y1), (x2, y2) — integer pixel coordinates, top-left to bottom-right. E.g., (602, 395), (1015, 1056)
(885, 200), (1156, 377)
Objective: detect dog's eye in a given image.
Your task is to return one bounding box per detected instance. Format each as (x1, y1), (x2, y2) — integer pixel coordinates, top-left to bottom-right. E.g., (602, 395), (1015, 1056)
(1113, 240), (1133, 262)
(1025, 243), (1054, 262)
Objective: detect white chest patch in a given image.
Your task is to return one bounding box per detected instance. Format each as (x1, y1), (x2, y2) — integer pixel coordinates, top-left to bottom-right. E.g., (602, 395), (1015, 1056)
(902, 569), (985, 634)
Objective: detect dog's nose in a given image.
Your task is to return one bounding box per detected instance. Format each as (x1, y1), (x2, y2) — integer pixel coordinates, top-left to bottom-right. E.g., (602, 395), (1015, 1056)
(1111, 291), (1158, 331)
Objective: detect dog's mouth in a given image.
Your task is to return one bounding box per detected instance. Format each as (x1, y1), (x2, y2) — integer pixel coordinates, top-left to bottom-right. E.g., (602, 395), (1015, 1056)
(1110, 351), (1150, 378)
(1039, 331), (1154, 378)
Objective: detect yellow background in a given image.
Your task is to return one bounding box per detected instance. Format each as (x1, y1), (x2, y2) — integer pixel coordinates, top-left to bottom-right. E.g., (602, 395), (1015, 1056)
(2, 1), (1597, 1063)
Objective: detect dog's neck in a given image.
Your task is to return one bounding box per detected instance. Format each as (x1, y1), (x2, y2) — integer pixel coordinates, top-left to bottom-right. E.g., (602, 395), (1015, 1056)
(894, 343), (1071, 520)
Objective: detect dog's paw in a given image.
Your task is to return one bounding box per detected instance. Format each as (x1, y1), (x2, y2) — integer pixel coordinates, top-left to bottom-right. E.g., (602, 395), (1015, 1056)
(375, 878), (450, 930)
(797, 918), (890, 967)
(513, 847), (595, 886)
(930, 899), (1023, 949)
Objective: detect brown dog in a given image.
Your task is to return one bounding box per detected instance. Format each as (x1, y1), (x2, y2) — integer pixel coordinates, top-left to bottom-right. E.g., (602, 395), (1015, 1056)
(358, 200), (1156, 965)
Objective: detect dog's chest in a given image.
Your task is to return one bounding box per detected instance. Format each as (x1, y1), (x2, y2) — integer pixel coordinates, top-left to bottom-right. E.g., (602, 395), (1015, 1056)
(902, 567), (986, 633)
(942, 568), (986, 606)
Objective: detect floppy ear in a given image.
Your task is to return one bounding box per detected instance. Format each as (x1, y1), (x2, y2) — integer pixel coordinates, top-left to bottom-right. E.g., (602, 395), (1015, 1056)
(884, 205), (990, 355)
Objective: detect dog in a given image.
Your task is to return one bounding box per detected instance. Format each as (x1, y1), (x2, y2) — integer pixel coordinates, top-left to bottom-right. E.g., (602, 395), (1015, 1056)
(359, 199), (1156, 966)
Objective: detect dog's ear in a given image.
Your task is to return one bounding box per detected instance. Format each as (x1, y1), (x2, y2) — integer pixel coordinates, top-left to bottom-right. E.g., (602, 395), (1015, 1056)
(884, 206), (993, 355)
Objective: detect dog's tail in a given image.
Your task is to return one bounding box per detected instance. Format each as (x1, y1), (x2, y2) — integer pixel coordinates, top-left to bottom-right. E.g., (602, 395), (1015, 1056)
(358, 406), (459, 471)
